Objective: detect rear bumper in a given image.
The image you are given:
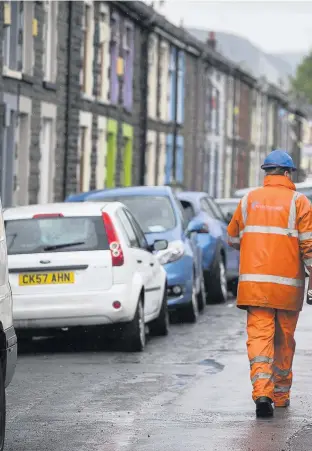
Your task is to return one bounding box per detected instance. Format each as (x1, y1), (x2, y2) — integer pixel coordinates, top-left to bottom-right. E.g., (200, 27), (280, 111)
(4, 326), (17, 388)
(13, 285), (139, 329)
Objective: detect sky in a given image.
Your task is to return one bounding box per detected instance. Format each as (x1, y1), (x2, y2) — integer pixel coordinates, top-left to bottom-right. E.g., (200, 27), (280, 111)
(147, 1), (312, 54)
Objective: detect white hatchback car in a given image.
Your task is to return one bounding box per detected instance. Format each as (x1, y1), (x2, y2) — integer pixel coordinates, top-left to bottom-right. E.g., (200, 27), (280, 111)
(4, 202), (169, 351)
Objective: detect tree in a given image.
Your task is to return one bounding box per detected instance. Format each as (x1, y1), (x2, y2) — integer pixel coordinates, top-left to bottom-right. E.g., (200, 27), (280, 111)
(291, 51), (312, 103)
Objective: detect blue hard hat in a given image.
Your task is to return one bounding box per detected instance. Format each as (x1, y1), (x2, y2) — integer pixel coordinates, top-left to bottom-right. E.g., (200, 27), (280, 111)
(261, 149), (297, 171)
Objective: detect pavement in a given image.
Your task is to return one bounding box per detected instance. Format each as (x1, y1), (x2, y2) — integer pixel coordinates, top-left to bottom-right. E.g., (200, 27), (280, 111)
(5, 298), (312, 451)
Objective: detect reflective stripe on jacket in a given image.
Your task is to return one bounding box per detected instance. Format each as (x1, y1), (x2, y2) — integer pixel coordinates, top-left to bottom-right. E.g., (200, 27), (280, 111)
(227, 175), (312, 311)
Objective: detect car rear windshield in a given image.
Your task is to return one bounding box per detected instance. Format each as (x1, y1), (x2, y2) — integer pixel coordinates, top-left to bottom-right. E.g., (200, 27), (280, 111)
(217, 202), (238, 216)
(5, 216), (109, 255)
(94, 195), (176, 233)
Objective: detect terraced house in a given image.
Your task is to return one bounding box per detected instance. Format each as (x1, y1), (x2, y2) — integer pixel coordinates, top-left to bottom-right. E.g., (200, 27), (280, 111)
(0, 0), (307, 208)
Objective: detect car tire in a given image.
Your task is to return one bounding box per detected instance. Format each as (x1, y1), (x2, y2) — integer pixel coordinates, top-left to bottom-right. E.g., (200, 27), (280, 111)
(124, 298), (146, 352)
(230, 278), (238, 297)
(182, 280), (199, 323)
(197, 273), (206, 312)
(149, 288), (169, 337)
(0, 359), (6, 451)
(207, 255), (228, 304)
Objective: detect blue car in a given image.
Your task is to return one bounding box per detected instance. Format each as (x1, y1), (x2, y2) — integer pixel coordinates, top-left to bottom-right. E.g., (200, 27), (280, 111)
(177, 192), (240, 302)
(66, 186), (206, 323)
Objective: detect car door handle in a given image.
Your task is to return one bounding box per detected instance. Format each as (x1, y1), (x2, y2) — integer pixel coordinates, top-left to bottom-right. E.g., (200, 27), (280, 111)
(137, 260), (142, 264)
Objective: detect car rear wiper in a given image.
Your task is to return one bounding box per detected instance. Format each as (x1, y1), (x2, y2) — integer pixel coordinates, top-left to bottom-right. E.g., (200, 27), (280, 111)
(43, 241), (85, 251)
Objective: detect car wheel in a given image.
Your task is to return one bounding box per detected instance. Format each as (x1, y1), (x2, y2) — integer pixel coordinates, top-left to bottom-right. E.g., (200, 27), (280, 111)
(230, 278), (238, 297)
(197, 273), (207, 312)
(207, 255), (228, 304)
(149, 288), (169, 336)
(124, 298), (146, 352)
(0, 359), (6, 451)
(183, 280), (199, 323)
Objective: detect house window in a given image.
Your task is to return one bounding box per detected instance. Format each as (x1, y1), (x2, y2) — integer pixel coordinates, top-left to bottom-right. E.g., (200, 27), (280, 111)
(168, 48), (176, 122)
(39, 118), (54, 204)
(145, 133), (156, 186)
(234, 80), (240, 138)
(176, 52), (184, 124)
(78, 127), (87, 192)
(215, 89), (220, 135)
(13, 102), (31, 207)
(148, 35), (157, 119)
(43, 0), (58, 82)
(157, 134), (166, 185)
(78, 112), (92, 191)
(3, 1), (33, 75)
(80, 2), (94, 97)
(109, 14), (120, 105)
(159, 43), (167, 120)
(97, 5), (110, 102)
(14, 114), (30, 206)
(2, 105), (17, 208)
(123, 23), (134, 110)
(96, 117), (107, 189)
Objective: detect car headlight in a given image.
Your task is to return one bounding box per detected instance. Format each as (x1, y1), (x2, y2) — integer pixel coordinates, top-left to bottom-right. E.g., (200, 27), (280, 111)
(156, 240), (185, 265)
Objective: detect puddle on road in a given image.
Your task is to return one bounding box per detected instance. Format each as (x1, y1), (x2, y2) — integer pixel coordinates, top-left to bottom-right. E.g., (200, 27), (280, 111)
(198, 359), (225, 374)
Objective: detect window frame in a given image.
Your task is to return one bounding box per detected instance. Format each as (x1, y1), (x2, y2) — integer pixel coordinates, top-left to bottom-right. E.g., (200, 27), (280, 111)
(123, 21), (134, 110)
(80, 1), (94, 97)
(43, 0), (58, 83)
(3, 1), (34, 77)
(124, 209), (149, 250)
(117, 208), (140, 248)
(14, 97), (31, 207)
(179, 200), (195, 225)
(97, 5), (110, 103)
(173, 196), (189, 230)
(39, 116), (55, 204)
(200, 197), (216, 218)
(205, 197), (226, 222)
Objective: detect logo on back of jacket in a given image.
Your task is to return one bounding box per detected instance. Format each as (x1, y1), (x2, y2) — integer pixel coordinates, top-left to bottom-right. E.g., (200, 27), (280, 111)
(251, 201), (284, 211)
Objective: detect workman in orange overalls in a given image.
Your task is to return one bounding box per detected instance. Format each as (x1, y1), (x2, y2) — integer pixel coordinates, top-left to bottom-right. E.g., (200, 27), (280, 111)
(227, 149), (312, 417)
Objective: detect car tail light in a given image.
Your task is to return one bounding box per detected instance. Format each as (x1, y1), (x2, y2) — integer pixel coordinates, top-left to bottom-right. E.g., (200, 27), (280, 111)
(102, 212), (124, 266)
(33, 213), (64, 218)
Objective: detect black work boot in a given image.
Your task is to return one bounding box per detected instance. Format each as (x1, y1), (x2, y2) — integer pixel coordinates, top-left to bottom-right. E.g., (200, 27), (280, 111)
(255, 396), (274, 418)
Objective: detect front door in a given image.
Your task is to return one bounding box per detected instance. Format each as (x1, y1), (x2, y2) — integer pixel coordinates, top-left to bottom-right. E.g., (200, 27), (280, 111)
(124, 210), (162, 316)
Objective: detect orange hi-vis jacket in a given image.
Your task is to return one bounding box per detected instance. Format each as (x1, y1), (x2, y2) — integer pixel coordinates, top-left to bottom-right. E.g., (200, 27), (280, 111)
(227, 175), (312, 311)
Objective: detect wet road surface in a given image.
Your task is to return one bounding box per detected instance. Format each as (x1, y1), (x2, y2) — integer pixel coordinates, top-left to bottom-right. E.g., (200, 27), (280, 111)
(5, 298), (312, 451)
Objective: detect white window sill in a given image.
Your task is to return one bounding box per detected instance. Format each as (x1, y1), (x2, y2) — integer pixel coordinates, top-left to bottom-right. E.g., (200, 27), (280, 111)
(3, 67), (22, 80)
(81, 93), (95, 102)
(97, 98), (109, 105)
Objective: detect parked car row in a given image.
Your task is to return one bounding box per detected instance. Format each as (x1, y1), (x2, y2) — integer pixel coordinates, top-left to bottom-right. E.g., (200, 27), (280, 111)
(0, 186), (241, 363)
(0, 185), (242, 450)
(67, 185), (240, 299)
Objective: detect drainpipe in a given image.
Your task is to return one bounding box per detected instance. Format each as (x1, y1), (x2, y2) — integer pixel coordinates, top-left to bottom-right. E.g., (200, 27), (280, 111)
(63, 0), (73, 199)
(171, 48), (179, 182)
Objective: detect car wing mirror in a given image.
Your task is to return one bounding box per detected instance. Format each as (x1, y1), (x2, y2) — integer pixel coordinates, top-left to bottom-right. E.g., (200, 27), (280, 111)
(152, 239), (168, 252)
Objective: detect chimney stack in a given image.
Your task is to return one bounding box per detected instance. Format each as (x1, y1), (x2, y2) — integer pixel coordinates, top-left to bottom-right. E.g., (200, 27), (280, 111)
(207, 31), (216, 50)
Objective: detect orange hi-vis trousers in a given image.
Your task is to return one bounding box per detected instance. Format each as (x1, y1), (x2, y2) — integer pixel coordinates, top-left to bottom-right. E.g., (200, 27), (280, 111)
(247, 307), (299, 406)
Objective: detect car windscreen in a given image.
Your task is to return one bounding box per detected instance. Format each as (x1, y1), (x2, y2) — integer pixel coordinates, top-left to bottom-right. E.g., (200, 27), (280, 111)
(297, 188), (312, 203)
(5, 216), (109, 255)
(217, 202), (239, 216)
(93, 195), (176, 233)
